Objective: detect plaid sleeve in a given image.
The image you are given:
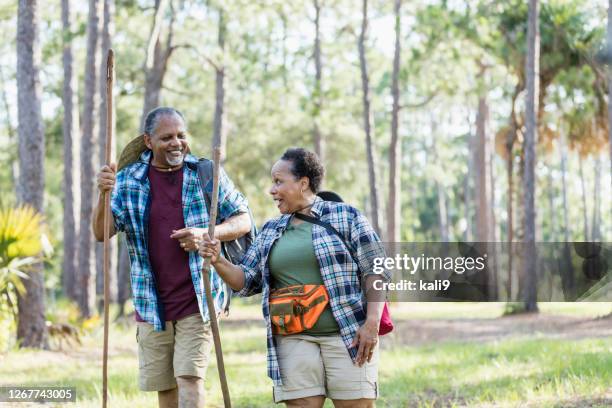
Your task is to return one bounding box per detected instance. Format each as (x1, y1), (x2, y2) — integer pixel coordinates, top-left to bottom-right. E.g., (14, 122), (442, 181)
(234, 219), (278, 297)
(216, 166), (249, 224)
(110, 172), (126, 232)
(349, 210), (390, 282)
(236, 239), (263, 297)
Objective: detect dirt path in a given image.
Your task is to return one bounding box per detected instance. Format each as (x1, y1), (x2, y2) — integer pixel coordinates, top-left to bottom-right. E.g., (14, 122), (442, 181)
(386, 314), (612, 346)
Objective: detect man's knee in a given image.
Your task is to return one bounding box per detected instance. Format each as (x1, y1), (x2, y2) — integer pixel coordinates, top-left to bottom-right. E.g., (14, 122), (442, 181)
(176, 375), (204, 408)
(177, 375), (201, 384)
(285, 396), (325, 408)
(332, 399), (375, 408)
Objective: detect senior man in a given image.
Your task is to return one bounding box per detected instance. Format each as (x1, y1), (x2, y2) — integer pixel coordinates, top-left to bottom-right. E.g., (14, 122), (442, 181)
(93, 106), (251, 407)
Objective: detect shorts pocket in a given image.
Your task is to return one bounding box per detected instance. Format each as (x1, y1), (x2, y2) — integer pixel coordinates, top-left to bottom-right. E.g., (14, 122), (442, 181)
(363, 347), (379, 383)
(136, 323), (152, 369)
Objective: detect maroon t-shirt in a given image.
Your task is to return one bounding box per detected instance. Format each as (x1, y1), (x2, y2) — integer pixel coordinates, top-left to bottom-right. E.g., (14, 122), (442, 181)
(135, 165), (200, 322)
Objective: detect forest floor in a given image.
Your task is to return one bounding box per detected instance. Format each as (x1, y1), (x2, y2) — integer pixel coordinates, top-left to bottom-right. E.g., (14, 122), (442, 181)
(0, 302), (610, 407)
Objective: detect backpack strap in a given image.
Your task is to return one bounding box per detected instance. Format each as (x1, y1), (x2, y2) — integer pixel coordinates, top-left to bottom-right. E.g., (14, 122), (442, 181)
(197, 158), (214, 215)
(293, 212), (359, 279)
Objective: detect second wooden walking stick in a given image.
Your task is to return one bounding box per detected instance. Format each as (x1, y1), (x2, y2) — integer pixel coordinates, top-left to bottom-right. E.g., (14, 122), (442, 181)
(202, 147), (232, 407)
(102, 49), (114, 408)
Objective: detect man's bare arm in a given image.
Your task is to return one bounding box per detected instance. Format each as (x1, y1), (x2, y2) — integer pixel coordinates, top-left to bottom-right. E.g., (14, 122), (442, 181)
(214, 212), (251, 241)
(170, 212), (251, 252)
(93, 164), (118, 242)
(93, 194), (117, 241)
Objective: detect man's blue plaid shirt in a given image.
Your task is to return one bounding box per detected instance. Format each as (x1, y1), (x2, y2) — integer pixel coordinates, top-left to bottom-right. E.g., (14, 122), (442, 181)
(236, 197), (388, 385)
(111, 150), (248, 331)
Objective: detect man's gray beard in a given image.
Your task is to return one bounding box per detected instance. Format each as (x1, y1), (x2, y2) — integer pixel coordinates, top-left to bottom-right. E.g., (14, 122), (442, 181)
(166, 152), (184, 166)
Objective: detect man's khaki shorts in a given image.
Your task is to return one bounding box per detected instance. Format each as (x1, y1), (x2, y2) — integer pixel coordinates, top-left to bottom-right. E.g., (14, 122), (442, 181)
(273, 334), (378, 403)
(136, 313), (213, 391)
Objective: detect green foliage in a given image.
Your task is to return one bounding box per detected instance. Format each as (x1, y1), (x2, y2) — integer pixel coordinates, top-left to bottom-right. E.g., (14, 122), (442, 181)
(0, 205), (52, 328)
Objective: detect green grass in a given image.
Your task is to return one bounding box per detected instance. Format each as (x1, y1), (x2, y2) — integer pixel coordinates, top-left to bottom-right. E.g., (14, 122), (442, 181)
(0, 301), (610, 407)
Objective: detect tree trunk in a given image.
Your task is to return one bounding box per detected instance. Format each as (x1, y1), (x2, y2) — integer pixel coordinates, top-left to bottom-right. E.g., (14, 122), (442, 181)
(475, 92), (491, 244)
(61, 0), (81, 302)
(140, 0), (172, 127)
(474, 83), (495, 299)
(522, 0), (539, 312)
(430, 118), (449, 242)
(312, 0), (324, 163)
(578, 155), (589, 241)
(488, 123), (499, 299)
(560, 132), (575, 299)
(436, 181), (449, 242)
(16, 0), (48, 348)
(505, 84), (521, 300)
(212, 7), (227, 163)
(546, 160), (556, 241)
(358, 0), (381, 236)
(95, 0), (117, 307)
(280, 10), (289, 90)
(78, 0), (101, 318)
(0, 66), (18, 188)
(591, 155), (601, 242)
(386, 0), (402, 243)
(506, 130), (515, 299)
(464, 110), (474, 242)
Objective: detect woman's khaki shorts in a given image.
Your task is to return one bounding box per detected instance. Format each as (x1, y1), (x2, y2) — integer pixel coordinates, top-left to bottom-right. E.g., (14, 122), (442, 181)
(273, 334), (378, 403)
(136, 313), (213, 391)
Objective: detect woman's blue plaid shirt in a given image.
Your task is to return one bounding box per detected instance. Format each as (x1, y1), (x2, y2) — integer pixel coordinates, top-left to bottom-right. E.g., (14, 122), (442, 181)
(236, 197), (389, 385)
(111, 150), (249, 331)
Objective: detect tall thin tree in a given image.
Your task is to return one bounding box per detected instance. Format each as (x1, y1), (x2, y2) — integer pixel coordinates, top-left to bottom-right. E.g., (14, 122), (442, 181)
(387, 0), (402, 242)
(358, 0), (381, 235)
(78, 0), (102, 318)
(474, 71), (491, 245)
(140, 0), (176, 127)
(474, 65), (495, 297)
(0, 66), (17, 187)
(592, 155), (601, 241)
(578, 155), (589, 240)
(61, 0), (81, 302)
(559, 131), (575, 298)
(16, 0), (47, 348)
(522, 0), (539, 312)
(312, 0), (324, 163)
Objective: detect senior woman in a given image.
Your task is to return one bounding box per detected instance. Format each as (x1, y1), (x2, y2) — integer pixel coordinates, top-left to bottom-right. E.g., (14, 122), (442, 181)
(199, 147), (388, 408)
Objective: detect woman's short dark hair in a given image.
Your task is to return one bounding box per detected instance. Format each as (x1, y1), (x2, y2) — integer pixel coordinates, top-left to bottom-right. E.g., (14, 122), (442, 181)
(281, 147), (325, 193)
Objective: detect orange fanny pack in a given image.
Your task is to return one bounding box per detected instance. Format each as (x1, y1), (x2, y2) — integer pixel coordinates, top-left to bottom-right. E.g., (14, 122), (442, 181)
(269, 284), (329, 335)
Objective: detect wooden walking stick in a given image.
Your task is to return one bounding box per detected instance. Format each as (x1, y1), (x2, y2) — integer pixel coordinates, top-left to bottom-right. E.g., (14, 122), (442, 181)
(102, 49), (114, 408)
(202, 147), (232, 407)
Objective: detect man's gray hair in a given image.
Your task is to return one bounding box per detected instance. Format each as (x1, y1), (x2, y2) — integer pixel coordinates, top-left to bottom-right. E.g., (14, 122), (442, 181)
(142, 107), (186, 135)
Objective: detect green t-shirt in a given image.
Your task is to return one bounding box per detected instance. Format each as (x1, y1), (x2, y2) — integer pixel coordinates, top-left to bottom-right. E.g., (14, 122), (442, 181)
(269, 221), (340, 335)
